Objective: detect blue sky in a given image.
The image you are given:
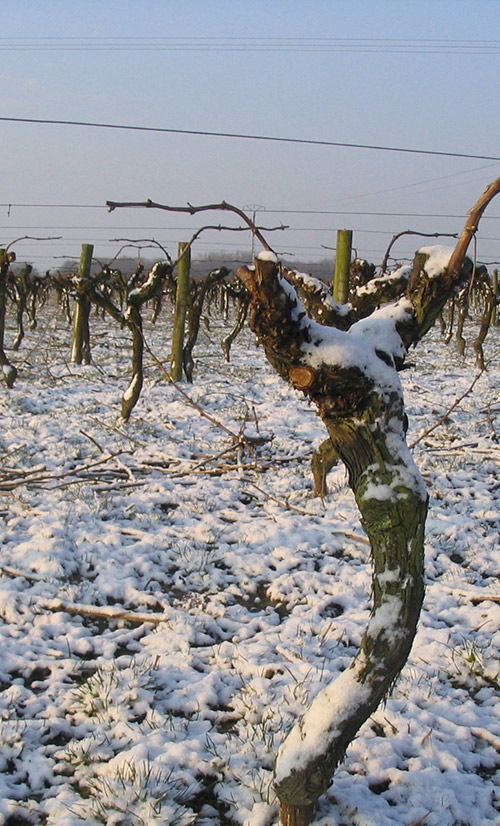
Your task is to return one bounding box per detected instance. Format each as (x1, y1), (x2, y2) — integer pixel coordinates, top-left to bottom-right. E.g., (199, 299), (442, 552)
(1, 0), (500, 270)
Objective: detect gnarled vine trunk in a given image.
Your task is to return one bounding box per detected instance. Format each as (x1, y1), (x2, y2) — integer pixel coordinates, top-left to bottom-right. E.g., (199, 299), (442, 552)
(238, 177), (500, 824)
(70, 244), (94, 365)
(239, 257), (427, 822)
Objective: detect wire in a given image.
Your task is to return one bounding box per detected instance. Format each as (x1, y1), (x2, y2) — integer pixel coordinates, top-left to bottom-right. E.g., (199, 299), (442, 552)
(1, 116), (499, 162)
(6, 226), (500, 241)
(1, 37), (500, 54)
(2, 204), (500, 221)
(322, 162), (500, 203)
(263, 209), (500, 218)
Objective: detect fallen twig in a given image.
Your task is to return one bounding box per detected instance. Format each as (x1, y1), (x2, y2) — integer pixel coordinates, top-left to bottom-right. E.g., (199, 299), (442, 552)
(90, 416), (148, 447)
(467, 593), (500, 604)
(142, 334), (248, 446)
(38, 598), (170, 625)
(410, 369), (485, 448)
(0, 565), (45, 583)
(79, 429), (105, 453)
(407, 815), (431, 826)
(0, 450), (131, 491)
(471, 727), (500, 752)
(243, 480), (370, 543)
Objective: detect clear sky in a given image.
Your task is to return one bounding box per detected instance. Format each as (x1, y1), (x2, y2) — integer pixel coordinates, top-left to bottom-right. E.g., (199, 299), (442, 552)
(1, 0), (500, 272)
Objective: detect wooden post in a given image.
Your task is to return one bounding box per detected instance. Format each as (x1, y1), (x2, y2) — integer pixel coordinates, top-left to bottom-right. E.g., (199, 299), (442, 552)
(170, 242), (191, 381)
(333, 229), (352, 304)
(70, 243), (94, 364)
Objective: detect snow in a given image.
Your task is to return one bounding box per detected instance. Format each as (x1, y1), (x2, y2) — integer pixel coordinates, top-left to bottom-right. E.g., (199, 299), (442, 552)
(301, 318), (404, 401)
(0, 299), (499, 825)
(419, 245), (455, 278)
(122, 374), (141, 402)
(296, 291), (414, 399)
(349, 298), (412, 365)
(356, 265), (411, 296)
(275, 659), (372, 784)
(286, 270), (351, 317)
(257, 250), (279, 263)
(2, 364), (16, 381)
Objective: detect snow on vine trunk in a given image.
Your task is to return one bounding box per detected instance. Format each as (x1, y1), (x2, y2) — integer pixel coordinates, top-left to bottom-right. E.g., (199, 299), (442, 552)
(238, 254), (430, 826)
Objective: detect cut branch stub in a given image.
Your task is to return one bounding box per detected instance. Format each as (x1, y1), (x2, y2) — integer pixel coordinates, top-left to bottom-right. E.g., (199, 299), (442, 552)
(238, 259), (312, 385)
(289, 365), (316, 390)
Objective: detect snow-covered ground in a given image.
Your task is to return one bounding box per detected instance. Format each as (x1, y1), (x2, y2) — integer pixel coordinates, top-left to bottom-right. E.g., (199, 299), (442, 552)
(0, 300), (499, 826)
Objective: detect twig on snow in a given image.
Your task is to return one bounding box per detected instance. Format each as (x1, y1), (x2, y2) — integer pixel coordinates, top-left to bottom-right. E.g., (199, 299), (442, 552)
(89, 417), (148, 447)
(38, 598), (171, 625)
(0, 565), (45, 582)
(410, 369), (485, 448)
(471, 727), (500, 752)
(467, 593), (500, 604)
(243, 480), (370, 543)
(0, 450), (131, 491)
(407, 815), (431, 826)
(142, 333), (249, 446)
(79, 429), (105, 453)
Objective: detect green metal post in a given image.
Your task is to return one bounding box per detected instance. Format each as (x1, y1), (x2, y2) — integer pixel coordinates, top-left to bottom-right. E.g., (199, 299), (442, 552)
(333, 229), (352, 304)
(70, 243), (94, 364)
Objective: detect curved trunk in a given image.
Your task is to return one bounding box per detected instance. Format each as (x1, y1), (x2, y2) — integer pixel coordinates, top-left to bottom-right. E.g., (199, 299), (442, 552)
(0, 250), (17, 387)
(275, 401), (427, 810)
(184, 268), (230, 382)
(170, 242), (191, 382)
(70, 245), (94, 365)
(239, 257), (427, 824)
(12, 299), (25, 351)
(473, 283), (495, 370)
(221, 293), (249, 362)
(121, 307), (144, 422)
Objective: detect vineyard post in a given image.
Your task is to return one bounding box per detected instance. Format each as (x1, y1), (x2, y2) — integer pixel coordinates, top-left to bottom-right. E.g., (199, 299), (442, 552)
(170, 241), (191, 381)
(333, 229), (352, 304)
(70, 243), (94, 364)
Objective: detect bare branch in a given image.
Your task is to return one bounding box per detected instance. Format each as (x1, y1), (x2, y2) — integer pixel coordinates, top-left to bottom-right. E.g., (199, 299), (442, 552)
(409, 368), (485, 448)
(38, 598), (170, 625)
(4, 235), (62, 252)
(106, 198), (277, 253)
(447, 177), (500, 277)
(380, 230), (458, 274)
(141, 332), (249, 445)
(108, 238), (173, 264)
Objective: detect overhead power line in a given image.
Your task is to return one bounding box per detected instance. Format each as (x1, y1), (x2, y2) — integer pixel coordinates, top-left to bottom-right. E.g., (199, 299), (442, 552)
(1, 116), (499, 162)
(1, 203), (500, 220)
(1, 36), (500, 54)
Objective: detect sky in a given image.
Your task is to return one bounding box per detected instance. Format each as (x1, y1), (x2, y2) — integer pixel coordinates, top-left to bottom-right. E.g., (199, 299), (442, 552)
(1, 0), (500, 272)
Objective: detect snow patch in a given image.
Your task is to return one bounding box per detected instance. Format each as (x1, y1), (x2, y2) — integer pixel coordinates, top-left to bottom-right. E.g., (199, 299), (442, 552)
(418, 245), (455, 278)
(257, 250), (278, 263)
(275, 659), (371, 783)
